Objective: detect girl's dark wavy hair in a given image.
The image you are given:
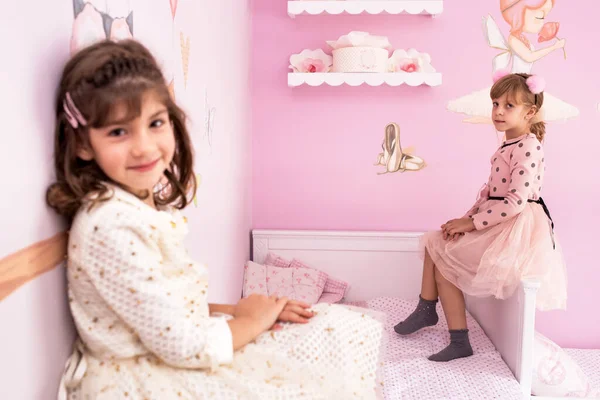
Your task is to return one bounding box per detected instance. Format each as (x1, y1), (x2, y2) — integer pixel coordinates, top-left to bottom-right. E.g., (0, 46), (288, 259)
(46, 39), (196, 221)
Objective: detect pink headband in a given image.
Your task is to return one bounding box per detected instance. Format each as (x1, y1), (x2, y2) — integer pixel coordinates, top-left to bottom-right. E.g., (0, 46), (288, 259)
(63, 92), (87, 129)
(492, 69), (546, 94)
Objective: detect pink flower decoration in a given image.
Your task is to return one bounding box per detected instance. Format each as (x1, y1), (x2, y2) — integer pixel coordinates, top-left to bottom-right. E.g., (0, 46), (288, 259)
(300, 58), (327, 73)
(538, 22), (560, 43)
(538, 22), (566, 59)
(388, 49), (435, 74)
(289, 49), (333, 73)
(401, 63), (418, 73)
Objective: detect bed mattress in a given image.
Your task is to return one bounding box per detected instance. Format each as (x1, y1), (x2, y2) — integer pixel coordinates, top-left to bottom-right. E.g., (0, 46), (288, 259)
(349, 297), (525, 400)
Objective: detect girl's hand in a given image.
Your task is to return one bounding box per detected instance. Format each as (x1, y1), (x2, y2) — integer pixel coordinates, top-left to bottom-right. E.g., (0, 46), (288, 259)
(228, 295), (288, 351)
(554, 38), (566, 49)
(451, 233), (463, 241)
(277, 300), (314, 324)
(234, 294), (289, 333)
(442, 229), (449, 240)
(441, 228), (463, 241)
(444, 232), (463, 241)
(442, 218), (476, 236)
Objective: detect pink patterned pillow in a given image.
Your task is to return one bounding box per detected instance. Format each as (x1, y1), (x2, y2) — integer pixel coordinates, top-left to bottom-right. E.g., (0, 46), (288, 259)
(242, 261), (268, 297)
(318, 292), (345, 304)
(244, 257), (326, 304)
(532, 332), (600, 398)
(290, 259), (349, 303)
(265, 265), (295, 299)
(265, 264), (326, 304)
(290, 263), (327, 302)
(322, 276), (349, 303)
(264, 252), (292, 268)
(263, 253), (349, 303)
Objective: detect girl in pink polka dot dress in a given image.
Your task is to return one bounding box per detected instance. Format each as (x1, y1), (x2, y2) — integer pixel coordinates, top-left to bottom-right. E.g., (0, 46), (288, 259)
(394, 72), (568, 362)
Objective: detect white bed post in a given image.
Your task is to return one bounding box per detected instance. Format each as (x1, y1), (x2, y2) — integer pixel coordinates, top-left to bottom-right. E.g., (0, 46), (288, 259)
(517, 280), (541, 399)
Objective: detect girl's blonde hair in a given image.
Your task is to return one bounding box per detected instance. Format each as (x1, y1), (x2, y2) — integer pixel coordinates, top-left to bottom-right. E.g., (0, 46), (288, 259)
(47, 39), (196, 221)
(490, 72), (546, 142)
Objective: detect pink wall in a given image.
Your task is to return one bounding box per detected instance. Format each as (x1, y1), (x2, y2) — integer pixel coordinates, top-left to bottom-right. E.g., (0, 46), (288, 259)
(251, 1), (600, 348)
(0, 1), (251, 398)
(0, 1), (76, 398)
(136, 1), (252, 305)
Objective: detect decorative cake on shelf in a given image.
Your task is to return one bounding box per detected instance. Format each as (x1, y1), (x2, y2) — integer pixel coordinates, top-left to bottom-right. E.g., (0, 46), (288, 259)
(288, 30), (437, 76)
(327, 31), (391, 73)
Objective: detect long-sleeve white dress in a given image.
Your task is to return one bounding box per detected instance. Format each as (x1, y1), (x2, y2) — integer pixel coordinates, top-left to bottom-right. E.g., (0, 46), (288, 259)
(58, 184), (384, 400)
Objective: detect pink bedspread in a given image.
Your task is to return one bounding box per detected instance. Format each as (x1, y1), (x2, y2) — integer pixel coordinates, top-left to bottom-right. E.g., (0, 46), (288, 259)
(566, 349), (600, 393)
(352, 297), (524, 400)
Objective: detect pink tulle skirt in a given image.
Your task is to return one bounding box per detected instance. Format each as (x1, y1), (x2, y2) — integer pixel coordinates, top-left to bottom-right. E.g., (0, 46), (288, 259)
(421, 201), (567, 311)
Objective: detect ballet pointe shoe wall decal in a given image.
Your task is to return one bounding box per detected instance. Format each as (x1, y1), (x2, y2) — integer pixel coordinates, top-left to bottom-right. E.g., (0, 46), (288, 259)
(374, 123), (426, 174)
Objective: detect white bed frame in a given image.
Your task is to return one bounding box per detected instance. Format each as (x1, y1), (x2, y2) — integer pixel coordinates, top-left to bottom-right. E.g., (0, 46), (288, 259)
(252, 229), (544, 400)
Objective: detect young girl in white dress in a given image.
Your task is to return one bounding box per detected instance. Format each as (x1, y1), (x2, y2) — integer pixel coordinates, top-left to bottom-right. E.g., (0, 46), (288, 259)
(49, 39), (384, 400)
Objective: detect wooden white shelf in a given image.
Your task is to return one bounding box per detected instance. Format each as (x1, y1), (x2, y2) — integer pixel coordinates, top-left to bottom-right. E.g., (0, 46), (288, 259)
(288, 72), (442, 87)
(287, 1), (444, 17)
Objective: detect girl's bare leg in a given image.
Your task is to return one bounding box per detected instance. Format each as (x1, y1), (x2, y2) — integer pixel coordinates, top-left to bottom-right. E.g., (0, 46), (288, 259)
(428, 266), (473, 362)
(394, 249), (439, 335)
(421, 249), (438, 301)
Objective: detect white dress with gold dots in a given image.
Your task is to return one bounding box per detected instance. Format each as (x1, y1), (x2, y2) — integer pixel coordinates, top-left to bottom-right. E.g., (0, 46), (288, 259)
(59, 184), (384, 400)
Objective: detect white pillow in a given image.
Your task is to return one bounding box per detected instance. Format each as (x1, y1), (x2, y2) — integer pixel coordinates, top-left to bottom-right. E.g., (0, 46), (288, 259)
(532, 331), (600, 398)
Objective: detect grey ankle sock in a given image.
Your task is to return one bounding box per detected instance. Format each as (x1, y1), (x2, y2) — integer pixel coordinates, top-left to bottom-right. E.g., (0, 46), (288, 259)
(394, 295), (439, 335)
(428, 329), (474, 362)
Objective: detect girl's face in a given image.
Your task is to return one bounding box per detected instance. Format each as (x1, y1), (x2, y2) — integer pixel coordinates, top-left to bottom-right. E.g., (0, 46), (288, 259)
(77, 90), (176, 207)
(491, 92), (537, 135)
(523, 0), (553, 34)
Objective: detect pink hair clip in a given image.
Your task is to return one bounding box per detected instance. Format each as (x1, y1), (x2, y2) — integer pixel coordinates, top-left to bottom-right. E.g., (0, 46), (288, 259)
(492, 69), (546, 94)
(63, 92), (87, 129)
(525, 75), (545, 94)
